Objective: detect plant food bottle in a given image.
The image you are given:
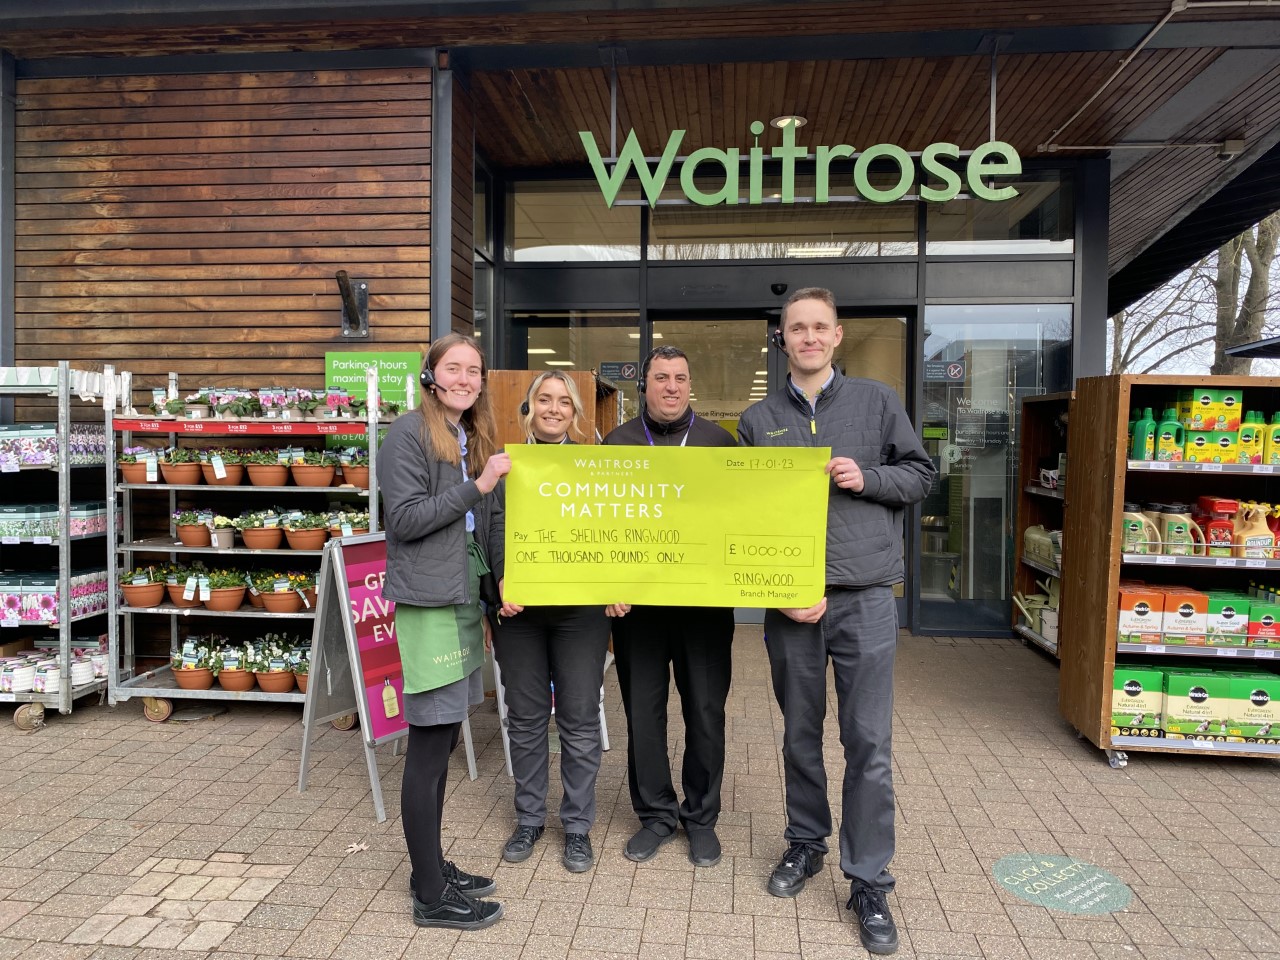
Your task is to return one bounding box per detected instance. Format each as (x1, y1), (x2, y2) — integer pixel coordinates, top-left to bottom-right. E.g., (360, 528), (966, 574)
(1234, 503), (1276, 559)
(1130, 407), (1157, 461)
(1265, 412), (1280, 465)
(1155, 409), (1184, 461)
(1239, 411), (1266, 464)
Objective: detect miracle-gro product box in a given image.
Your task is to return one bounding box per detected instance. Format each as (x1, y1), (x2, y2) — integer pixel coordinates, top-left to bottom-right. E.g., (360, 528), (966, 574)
(1227, 673), (1280, 743)
(1184, 431), (1237, 463)
(1206, 594), (1250, 646)
(1247, 601), (1280, 648)
(1117, 584), (1164, 644)
(1163, 669), (1233, 738)
(1111, 665), (1164, 736)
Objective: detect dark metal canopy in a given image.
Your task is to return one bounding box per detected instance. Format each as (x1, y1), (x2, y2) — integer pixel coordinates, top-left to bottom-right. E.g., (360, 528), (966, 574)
(1226, 336), (1280, 360)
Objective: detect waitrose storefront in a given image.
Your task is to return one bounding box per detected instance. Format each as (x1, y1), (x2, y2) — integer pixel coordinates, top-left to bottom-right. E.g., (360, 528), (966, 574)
(473, 115), (1095, 635)
(3, 2), (1278, 635)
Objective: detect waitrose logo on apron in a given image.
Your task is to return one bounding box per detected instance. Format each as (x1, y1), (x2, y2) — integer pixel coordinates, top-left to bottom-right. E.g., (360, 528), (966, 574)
(581, 122), (1022, 208)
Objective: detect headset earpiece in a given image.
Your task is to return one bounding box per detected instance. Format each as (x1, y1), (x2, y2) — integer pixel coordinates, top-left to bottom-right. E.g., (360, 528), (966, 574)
(770, 327), (787, 353)
(419, 367), (437, 390)
(519, 400), (530, 416)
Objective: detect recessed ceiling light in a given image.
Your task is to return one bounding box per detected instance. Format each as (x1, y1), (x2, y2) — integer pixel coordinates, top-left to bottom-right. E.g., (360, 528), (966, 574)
(755, 370), (767, 375)
(771, 115), (807, 129)
(545, 361), (574, 367)
(526, 348), (556, 355)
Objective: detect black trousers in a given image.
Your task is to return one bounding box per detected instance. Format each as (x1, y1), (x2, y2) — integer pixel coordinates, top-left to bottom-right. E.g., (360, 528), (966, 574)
(493, 604), (611, 834)
(402, 722), (461, 903)
(611, 605), (734, 832)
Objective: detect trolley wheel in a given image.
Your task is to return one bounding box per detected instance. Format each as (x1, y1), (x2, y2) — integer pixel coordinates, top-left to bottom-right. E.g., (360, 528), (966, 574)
(331, 714), (357, 731)
(1106, 749), (1128, 769)
(13, 702), (45, 731)
(143, 697), (173, 723)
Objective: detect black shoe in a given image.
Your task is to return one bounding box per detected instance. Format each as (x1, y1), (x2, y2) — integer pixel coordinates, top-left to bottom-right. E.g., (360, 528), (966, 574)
(686, 828), (721, 867)
(623, 826), (675, 863)
(502, 825), (544, 863)
(412, 882), (503, 930)
(410, 862), (497, 900)
(847, 884), (899, 955)
(562, 833), (594, 873)
(766, 843), (825, 897)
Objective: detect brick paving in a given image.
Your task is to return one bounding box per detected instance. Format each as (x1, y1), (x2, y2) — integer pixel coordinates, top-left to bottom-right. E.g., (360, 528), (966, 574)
(1, 628), (1278, 959)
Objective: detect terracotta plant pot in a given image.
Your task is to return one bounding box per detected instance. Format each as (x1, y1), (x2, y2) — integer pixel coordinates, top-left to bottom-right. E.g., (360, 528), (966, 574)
(302, 586), (317, 610)
(217, 668), (255, 692)
(330, 527), (370, 540)
(159, 462), (202, 485)
(246, 464), (289, 487)
(166, 583), (202, 609)
(296, 673), (308, 694)
(285, 528), (327, 551)
(261, 590), (303, 613)
(239, 527), (283, 550)
(341, 465), (369, 489)
(247, 589), (265, 608)
(254, 670), (296, 693)
(200, 463), (245, 486)
(120, 581), (165, 608)
(203, 586), (246, 611)
(290, 464), (336, 487)
(176, 524), (211, 547)
(173, 667), (214, 690)
(119, 461), (153, 484)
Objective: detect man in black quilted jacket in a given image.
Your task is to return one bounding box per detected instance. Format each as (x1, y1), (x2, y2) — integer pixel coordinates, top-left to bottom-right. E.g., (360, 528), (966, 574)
(737, 288), (935, 956)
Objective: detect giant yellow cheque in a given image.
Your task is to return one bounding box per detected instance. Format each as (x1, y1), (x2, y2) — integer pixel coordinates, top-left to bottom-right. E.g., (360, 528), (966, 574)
(504, 444), (829, 607)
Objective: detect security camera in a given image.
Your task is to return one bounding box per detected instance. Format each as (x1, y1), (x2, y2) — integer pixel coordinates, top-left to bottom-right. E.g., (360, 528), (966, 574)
(770, 282), (788, 296)
(1219, 138), (1245, 161)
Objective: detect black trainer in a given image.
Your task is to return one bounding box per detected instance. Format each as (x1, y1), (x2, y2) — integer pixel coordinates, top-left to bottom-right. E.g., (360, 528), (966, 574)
(766, 843), (824, 897)
(847, 884), (899, 955)
(623, 825), (674, 863)
(412, 882), (503, 931)
(502, 825), (545, 863)
(562, 833), (594, 873)
(410, 862), (497, 900)
(686, 828), (721, 867)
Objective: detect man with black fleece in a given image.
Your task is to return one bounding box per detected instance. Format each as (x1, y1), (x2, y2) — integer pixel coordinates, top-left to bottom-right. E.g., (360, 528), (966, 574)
(737, 288), (935, 956)
(604, 345), (736, 868)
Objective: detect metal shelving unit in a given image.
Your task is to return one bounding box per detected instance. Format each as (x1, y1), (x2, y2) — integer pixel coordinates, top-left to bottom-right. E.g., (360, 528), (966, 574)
(107, 368), (382, 721)
(0, 361), (110, 729)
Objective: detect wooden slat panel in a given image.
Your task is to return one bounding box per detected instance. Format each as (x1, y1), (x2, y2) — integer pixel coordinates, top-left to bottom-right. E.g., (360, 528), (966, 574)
(451, 74), (476, 335)
(12, 68), (432, 411)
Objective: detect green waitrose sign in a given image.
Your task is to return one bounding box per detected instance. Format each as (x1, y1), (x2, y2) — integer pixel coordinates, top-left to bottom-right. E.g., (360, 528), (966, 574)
(581, 121), (1021, 207)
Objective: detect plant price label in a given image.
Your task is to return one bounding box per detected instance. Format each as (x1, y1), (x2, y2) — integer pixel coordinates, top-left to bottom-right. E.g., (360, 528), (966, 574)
(298, 588), (310, 608)
(183, 576), (197, 601)
(211, 454), (226, 479)
(145, 455), (158, 482)
(198, 577), (211, 601)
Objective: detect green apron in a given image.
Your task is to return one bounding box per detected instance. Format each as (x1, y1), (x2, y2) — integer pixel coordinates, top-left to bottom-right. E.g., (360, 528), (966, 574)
(395, 537), (490, 694)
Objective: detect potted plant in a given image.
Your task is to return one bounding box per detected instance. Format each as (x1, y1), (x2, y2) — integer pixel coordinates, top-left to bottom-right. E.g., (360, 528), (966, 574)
(120, 566), (165, 608)
(212, 643), (255, 692)
(378, 400), (403, 421)
(340, 453), (370, 489)
(149, 397), (186, 418)
(293, 390), (323, 419)
(294, 652), (310, 694)
(163, 561), (206, 608)
(203, 568), (247, 611)
(290, 450), (338, 487)
(171, 641), (214, 690)
(284, 512), (329, 551)
(211, 515), (236, 550)
(200, 448), (244, 486)
(248, 633), (296, 693)
(235, 511), (283, 550)
(246, 568), (278, 607)
(184, 394), (211, 419)
(118, 446), (157, 484)
(330, 510), (371, 538)
(260, 572), (304, 613)
(173, 509), (211, 547)
(160, 446), (203, 485)
(245, 449), (289, 487)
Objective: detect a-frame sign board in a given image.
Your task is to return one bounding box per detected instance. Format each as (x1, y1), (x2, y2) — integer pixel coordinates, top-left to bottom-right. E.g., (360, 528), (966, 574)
(297, 534), (408, 822)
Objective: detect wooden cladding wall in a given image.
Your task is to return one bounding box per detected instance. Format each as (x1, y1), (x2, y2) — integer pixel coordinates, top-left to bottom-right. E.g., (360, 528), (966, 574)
(451, 74), (476, 335)
(12, 67), (432, 411)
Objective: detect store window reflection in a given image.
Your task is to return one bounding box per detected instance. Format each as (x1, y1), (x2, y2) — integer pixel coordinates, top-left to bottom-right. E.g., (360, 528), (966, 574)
(507, 311), (642, 429)
(919, 305), (1072, 632)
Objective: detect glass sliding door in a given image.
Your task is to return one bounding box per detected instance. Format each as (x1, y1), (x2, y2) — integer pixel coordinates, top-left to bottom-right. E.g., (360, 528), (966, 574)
(918, 305), (1072, 633)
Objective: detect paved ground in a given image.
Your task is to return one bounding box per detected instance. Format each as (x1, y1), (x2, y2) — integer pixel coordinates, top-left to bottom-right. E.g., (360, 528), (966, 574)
(1, 629), (1278, 959)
